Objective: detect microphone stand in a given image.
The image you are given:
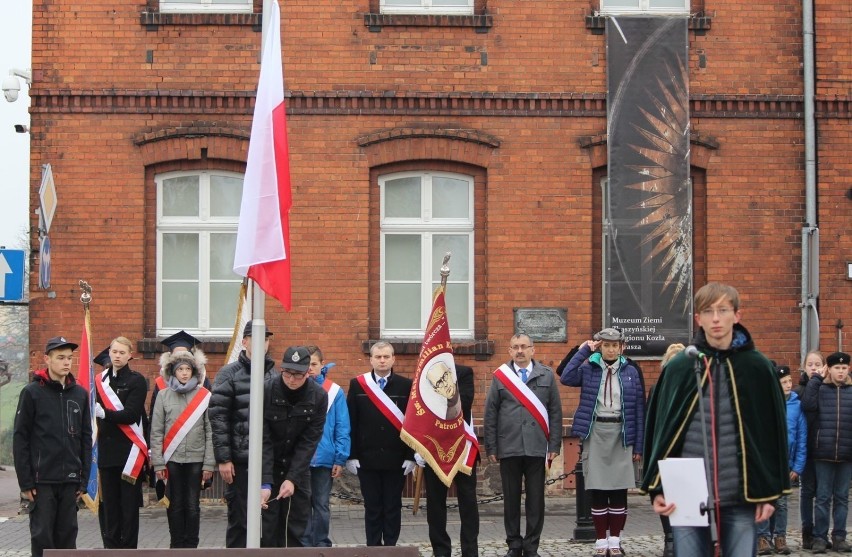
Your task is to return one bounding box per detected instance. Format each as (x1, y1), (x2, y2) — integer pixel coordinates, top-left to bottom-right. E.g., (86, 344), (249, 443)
(694, 355), (719, 555)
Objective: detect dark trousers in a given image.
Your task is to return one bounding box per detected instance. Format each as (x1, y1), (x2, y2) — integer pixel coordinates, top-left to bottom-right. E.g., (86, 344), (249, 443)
(358, 468), (406, 546)
(500, 455), (546, 555)
(425, 463), (480, 557)
(165, 461), (203, 548)
(260, 475), (311, 547)
(224, 462), (250, 548)
(99, 466), (142, 549)
(29, 483), (79, 557)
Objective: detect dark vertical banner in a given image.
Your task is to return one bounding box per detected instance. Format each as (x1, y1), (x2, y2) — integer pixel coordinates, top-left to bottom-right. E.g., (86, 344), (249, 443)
(606, 17), (691, 356)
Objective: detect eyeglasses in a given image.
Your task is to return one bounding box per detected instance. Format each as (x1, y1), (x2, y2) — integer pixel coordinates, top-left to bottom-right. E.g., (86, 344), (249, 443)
(282, 369), (307, 378)
(510, 344), (532, 351)
(433, 371), (452, 390)
(699, 307), (735, 318)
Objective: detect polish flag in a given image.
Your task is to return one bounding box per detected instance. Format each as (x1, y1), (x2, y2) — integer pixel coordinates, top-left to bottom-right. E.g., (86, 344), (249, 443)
(233, 0), (292, 310)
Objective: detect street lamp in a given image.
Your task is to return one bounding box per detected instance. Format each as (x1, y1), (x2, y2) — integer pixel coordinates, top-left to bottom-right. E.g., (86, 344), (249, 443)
(2, 68), (32, 103)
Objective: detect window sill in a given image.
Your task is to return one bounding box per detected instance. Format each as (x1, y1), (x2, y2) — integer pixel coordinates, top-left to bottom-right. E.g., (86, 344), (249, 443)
(363, 12), (493, 33)
(361, 339), (495, 360)
(585, 14), (712, 35)
(140, 11), (262, 31)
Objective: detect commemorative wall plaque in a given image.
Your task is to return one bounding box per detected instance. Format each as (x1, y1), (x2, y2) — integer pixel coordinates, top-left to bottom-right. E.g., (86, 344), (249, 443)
(513, 308), (567, 343)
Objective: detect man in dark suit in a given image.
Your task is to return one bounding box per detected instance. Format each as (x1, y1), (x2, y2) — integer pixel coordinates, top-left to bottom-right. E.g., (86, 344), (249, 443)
(346, 341), (416, 546)
(422, 360), (480, 557)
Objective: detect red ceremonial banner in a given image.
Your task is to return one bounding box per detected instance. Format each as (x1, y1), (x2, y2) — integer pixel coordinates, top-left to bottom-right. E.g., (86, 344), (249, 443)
(400, 288), (478, 487)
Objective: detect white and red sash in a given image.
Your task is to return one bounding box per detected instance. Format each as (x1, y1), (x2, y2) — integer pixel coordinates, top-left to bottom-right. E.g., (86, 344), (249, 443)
(155, 375), (166, 391)
(356, 372), (404, 431)
(322, 380), (341, 414)
(96, 370), (148, 483)
(162, 387), (211, 463)
(462, 414), (479, 467)
(493, 364), (550, 439)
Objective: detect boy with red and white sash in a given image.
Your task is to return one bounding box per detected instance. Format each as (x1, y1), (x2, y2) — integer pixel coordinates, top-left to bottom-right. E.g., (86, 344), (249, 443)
(302, 346), (351, 547)
(149, 349), (214, 548)
(346, 341), (416, 546)
(93, 337), (148, 549)
(484, 333), (562, 557)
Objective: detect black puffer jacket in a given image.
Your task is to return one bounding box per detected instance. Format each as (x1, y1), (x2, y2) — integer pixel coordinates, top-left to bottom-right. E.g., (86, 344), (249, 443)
(802, 375), (852, 462)
(261, 377), (327, 487)
(13, 369), (92, 491)
(209, 350), (275, 464)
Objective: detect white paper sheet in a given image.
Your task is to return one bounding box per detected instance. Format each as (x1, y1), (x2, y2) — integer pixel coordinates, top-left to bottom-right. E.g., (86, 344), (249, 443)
(658, 458), (711, 527)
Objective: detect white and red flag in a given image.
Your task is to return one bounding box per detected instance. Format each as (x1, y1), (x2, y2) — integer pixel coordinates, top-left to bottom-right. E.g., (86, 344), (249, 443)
(400, 286), (478, 487)
(233, 0), (292, 310)
(78, 308), (99, 513)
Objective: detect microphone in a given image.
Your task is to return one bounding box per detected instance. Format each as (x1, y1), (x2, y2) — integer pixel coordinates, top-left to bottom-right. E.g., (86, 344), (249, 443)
(684, 345), (704, 359)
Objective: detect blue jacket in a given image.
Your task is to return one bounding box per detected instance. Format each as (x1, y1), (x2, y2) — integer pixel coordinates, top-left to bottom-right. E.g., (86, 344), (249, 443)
(785, 391), (807, 475)
(560, 344), (645, 452)
(310, 365), (351, 468)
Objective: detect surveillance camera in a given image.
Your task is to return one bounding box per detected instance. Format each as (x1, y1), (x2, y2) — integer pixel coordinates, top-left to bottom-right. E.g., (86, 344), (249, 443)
(2, 75), (21, 103)
(14, 124), (28, 133)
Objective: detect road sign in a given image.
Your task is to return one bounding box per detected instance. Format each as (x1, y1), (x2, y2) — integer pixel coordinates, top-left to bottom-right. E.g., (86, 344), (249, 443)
(0, 249), (26, 302)
(39, 236), (51, 290)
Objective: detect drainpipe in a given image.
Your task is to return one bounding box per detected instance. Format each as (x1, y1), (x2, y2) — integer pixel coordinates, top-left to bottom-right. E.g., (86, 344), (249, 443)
(800, 0), (818, 364)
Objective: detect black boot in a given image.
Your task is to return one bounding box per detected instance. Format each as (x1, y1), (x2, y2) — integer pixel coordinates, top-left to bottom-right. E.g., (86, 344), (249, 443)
(802, 526), (813, 550)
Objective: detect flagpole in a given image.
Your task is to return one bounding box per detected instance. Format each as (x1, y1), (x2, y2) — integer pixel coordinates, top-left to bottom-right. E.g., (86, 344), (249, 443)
(245, 0), (276, 546)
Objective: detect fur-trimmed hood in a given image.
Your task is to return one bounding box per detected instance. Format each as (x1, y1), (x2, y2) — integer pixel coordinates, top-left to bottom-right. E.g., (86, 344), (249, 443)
(159, 348), (207, 384)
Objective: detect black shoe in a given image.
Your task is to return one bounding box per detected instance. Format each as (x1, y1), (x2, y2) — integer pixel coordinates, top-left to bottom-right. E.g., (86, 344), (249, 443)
(812, 538), (828, 554)
(833, 537), (852, 553)
(504, 550), (521, 557)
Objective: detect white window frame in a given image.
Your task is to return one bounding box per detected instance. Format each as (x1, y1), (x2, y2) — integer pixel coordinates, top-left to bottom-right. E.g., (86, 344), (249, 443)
(380, 0), (474, 16)
(380, 171), (475, 339)
(156, 170), (244, 336)
(159, 0), (252, 14)
(599, 0), (689, 15)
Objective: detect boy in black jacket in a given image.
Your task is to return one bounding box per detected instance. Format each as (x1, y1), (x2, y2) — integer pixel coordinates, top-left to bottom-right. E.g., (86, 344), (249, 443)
(13, 336), (92, 557)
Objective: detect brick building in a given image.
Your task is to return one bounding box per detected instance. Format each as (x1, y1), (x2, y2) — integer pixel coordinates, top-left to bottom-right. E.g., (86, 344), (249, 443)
(24, 0), (851, 449)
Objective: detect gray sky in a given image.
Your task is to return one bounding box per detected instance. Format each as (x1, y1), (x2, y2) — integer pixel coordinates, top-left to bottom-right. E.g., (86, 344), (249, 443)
(0, 2), (32, 250)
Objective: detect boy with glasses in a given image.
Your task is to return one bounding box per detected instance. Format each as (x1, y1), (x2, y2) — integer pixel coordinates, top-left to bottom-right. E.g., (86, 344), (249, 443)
(641, 282), (789, 557)
(260, 346), (327, 547)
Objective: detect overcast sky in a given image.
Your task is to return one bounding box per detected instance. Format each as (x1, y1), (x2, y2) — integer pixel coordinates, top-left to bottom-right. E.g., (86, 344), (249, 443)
(0, 2), (32, 251)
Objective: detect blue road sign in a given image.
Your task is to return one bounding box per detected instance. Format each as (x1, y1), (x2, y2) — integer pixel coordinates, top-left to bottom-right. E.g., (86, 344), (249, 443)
(0, 249), (26, 302)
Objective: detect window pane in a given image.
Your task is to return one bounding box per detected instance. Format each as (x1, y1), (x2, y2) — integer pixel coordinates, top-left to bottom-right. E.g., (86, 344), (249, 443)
(162, 175), (199, 217)
(210, 175), (243, 217)
(433, 282), (469, 329)
(162, 283), (199, 329)
(432, 0), (470, 6)
(432, 235), (469, 280)
(210, 233), (237, 280)
(209, 281), (240, 329)
(385, 235), (421, 280)
(162, 234), (199, 280)
(385, 284), (421, 329)
(432, 176), (469, 219)
(602, 0), (641, 7)
(384, 0), (420, 5)
(385, 176), (421, 219)
(650, 0), (686, 7)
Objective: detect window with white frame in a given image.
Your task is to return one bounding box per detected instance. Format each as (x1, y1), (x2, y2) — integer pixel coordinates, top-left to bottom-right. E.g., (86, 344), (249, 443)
(380, 171), (474, 339)
(159, 0), (252, 14)
(380, 0), (474, 15)
(599, 0), (689, 15)
(157, 171), (244, 335)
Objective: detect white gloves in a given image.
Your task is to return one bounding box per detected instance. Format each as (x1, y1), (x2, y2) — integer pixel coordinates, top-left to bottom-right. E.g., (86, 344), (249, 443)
(414, 453), (426, 467)
(94, 403), (105, 419)
(345, 459), (360, 475)
(402, 460), (417, 476)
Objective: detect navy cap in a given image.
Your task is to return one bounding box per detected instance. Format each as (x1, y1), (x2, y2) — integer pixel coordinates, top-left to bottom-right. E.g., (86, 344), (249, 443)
(93, 347), (111, 368)
(281, 346), (310, 373)
(160, 330), (201, 352)
(45, 336), (78, 353)
(776, 364), (791, 379)
(243, 320), (274, 338)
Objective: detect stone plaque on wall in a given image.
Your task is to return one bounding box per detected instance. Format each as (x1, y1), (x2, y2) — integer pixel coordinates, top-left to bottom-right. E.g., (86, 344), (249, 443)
(513, 308), (567, 343)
